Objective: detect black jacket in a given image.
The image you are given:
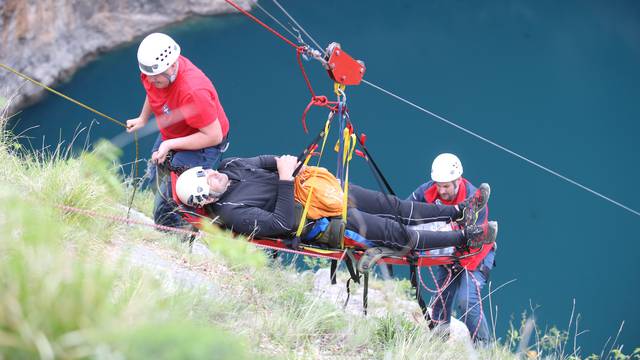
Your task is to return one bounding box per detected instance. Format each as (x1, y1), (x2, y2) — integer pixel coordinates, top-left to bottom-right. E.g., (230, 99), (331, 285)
(205, 156), (296, 237)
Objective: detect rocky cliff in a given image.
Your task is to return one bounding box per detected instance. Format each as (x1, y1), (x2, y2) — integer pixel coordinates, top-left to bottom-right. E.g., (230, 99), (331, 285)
(0, 0), (253, 110)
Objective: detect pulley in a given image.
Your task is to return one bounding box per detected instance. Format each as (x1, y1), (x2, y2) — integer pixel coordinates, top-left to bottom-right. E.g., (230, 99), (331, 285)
(324, 42), (366, 86)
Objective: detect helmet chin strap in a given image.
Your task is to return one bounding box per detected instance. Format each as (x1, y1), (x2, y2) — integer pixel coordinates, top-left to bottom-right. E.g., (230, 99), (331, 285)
(160, 61), (179, 84)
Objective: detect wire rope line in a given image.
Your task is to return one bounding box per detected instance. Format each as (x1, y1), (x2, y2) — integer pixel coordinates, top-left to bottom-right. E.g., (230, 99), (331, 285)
(240, 1), (640, 218)
(270, 0), (326, 55)
(224, 0), (298, 49)
(361, 79), (640, 217)
(252, 1), (298, 40)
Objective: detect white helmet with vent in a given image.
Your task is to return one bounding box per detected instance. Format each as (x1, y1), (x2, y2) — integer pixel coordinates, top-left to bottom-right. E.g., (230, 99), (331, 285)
(137, 33), (181, 75)
(431, 153), (463, 182)
(176, 167), (210, 207)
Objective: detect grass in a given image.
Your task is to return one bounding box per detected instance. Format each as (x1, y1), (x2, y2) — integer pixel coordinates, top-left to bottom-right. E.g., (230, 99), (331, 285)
(0, 108), (637, 359)
(0, 115), (252, 359)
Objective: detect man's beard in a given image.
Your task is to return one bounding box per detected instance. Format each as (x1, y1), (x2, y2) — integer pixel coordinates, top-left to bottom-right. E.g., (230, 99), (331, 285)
(440, 193), (454, 201)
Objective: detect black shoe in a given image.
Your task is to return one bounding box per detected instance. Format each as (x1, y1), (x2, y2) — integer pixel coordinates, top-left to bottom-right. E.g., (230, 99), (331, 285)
(358, 247), (396, 273)
(464, 221), (498, 248)
(456, 183), (491, 226)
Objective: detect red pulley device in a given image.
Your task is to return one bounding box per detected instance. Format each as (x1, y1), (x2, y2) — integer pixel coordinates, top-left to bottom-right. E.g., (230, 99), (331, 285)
(324, 42), (366, 86)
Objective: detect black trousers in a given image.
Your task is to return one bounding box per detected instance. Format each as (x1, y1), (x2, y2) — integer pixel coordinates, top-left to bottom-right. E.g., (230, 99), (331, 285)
(346, 185), (465, 250)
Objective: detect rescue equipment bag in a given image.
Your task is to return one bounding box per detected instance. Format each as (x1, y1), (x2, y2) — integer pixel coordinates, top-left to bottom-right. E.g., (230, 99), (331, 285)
(294, 166), (343, 219)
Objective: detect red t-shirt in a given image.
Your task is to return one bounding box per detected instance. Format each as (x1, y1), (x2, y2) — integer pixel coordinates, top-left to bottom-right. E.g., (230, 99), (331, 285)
(141, 56), (229, 141)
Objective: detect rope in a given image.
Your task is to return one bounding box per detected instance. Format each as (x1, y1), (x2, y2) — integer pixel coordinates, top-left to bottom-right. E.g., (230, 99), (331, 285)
(0, 62), (142, 219)
(58, 202), (476, 272)
(427, 265), (452, 322)
(224, 1), (337, 139)
(295, 119), (332, 237)
(0, 63), (126, 128)
(361, 78), (640, 218)
(56, 204), (199, 236)
(341, 132), (357, 222)
(417, 265), (443, 294)
(422, 266), (487, 340)
(64, 202), (350, 262)
(269, 0), (326, 56)
(126, 131), (141, 218)
(296, 47), (317, 98)
(467, 271), (484, 341)
(224, 0), (298, 49)
(253, 1), (298, 40)
(231, 0), (640, 218)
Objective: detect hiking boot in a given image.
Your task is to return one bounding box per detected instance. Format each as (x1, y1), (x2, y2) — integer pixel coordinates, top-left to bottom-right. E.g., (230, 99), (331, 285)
(456, 183), (491, 226)
(463, 221), (498, 248)
(358, 247), (397, 273)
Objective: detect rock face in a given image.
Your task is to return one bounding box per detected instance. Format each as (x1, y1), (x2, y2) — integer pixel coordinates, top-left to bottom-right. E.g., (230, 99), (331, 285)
(0, 0), (253, 110)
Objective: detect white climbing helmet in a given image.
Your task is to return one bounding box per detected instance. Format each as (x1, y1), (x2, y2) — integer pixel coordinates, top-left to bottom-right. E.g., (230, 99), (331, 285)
(175, 166), (210, 207)
(431, 153), (463, 182)
(137, 33), (181, 75)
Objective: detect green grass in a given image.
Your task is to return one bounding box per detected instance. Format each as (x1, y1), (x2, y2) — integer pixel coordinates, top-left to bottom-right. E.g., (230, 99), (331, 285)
(0, 124), (251, 359)
(0, 111), (636, 359)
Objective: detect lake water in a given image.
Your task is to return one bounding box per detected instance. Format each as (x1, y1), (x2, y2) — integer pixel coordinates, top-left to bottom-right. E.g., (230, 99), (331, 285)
(11, 0), (640, 354)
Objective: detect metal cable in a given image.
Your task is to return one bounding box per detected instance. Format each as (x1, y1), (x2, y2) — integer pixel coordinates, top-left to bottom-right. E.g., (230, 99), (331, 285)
(245, 1), (640, 218)
(270, 0), (326, 55)
(361, 79), (640, 217)
(253, 0), (298, 40)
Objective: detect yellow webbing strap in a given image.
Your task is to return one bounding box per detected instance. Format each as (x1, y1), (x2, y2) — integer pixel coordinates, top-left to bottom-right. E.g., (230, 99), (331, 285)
(300, 246), (340, 255)
(295, 119), (332, 237)
(341, 132), (357, 224)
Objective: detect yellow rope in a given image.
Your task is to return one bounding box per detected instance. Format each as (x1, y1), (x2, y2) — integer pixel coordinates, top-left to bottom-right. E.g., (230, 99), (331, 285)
(0, 62), (141, 216)
(295, 118), (332, 237)
(0, 63), (127, 128)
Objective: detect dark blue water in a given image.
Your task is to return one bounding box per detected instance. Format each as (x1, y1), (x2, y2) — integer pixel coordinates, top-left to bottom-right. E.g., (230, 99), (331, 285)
(13, 0), (640, 354)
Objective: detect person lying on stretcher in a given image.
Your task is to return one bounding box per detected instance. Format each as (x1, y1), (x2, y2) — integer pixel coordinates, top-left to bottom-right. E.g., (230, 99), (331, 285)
(175, 154), (497, 251)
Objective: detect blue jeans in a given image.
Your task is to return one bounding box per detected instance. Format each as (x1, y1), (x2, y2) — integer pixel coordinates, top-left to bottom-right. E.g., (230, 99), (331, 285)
(149, 134), (227, 228)
(429, 249), (495, 343)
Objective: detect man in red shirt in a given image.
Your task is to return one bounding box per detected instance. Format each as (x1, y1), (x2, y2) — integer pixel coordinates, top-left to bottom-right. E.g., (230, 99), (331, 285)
(408, 153), (495, 344)
(126, 33), (230, 228)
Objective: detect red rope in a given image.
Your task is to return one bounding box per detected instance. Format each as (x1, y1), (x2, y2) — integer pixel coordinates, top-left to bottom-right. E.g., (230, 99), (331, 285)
(296, 47), (316, 97)
(467, 271), (484, 341)
(428, 266), (453, 322)
(62, 200), (488, 337)
(301, 96), (338, 133)
(296, 46), (341, 133)
(224, 0), (298, 49)
(57, 204), (200, 236)
(223, 0), (341, 134)
(223, 0), (319, 99)
(56, 204), (341, 260)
